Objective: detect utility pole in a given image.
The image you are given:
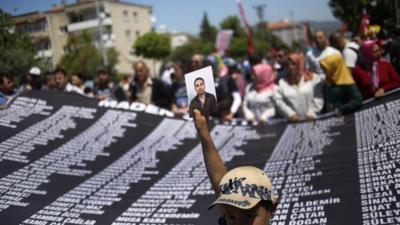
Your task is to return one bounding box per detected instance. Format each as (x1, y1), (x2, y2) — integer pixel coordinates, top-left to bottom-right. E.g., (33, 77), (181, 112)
(253, 4), (267, 27)
(12, 0), (18, 15)
(253, 4), (267, 41)
(95, 0), (108, 67)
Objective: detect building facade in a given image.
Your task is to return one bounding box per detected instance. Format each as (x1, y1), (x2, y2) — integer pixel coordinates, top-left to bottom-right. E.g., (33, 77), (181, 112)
(267, 20), (307, 47)
(12, 0), (152, 74)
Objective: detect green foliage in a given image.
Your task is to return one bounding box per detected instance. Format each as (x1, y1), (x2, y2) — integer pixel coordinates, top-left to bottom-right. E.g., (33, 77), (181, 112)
(133, 32), (171, 60)
(228, 37), (270, 59)
(220, 15), (245, 37)
(170, 39), (214, 65)
(329, 0), (396, 33)
(199, 12), (218, 42)
(58, 32), (118, 78)
(0, 9), (37, 78)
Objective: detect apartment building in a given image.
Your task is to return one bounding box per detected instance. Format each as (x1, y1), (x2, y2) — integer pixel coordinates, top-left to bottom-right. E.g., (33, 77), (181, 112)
(267, 20), (307, 47)
(12, 0), (152, 74)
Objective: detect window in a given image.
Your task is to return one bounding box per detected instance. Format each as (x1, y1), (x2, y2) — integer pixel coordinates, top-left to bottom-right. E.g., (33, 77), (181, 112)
(123, 10), (129, 22)
(132, 11), (139, 23)
(59, 26), (68, 35)
(125, 30), (131, 41)
(135, 30), (140, 37)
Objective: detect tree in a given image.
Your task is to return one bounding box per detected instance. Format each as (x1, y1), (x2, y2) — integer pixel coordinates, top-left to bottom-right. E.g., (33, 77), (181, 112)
(133, 32), (171, 60)
(199, 12), (218, 42)
(0, 9), (37, 78)
(329, 0), (396, 33)
(170, 39), (214, 67)
(220, 15), (245, 38)
(228, 36), (269, 59)
(58, 32), (118, 78)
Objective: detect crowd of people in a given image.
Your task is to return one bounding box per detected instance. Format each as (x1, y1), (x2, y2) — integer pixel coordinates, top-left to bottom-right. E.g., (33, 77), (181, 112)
(1, 28), (400, 122)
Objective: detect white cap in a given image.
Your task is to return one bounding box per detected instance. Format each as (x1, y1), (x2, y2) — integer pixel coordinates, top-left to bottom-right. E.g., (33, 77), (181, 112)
(209, 166), (276, 210)
(29, 67), (41, 76)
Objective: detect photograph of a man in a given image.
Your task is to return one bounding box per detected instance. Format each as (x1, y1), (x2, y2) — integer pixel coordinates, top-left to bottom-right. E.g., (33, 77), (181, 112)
(185, 66), (217, 120)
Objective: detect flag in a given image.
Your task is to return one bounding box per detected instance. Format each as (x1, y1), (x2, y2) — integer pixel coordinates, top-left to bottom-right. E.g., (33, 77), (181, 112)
(237, 0), (254, 55)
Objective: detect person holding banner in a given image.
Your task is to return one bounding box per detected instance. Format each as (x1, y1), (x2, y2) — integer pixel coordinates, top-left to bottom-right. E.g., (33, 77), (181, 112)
(193, 109), (278, 225)
(320, 54), (363, 115)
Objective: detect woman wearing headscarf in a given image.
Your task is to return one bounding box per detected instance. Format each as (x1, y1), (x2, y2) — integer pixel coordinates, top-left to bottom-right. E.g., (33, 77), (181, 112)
(352, 40), (400, 99)
(274, 53), (324, 122)
(320, 54), (363, 115)
(242, 63), (277, 123)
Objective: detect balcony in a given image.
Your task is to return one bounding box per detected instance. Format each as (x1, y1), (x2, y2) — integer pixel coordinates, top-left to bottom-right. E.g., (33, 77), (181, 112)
(67, 17), (112, 32)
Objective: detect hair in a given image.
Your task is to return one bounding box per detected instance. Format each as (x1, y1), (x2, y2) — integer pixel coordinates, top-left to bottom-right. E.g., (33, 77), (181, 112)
(96, 67), (110, 76)
(352, 33), (367, 41)
(133, 60), (149, 75)
(191, 54), (205, 63)
(329, 31), (343, 46)
(134, 60), (148, 69)
(193, 77), (205, 86)
(0, 74), (13, 85)
(248, 52), (262, 65)
(315, 30), (327, 37)
(53, 68), (67, 77)
(260, 199), (279, 214)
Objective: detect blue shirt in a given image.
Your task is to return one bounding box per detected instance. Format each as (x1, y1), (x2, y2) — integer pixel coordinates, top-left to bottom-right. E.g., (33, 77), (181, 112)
(0, 91), (9, 105)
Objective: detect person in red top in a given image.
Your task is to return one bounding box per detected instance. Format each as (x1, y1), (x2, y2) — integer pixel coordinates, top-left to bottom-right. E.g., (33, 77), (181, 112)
(353, 40), (400, 99)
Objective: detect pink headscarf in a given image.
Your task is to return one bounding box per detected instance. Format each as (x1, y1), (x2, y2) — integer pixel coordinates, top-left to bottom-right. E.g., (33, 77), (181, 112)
(361, 40), (377, 66)
(361, 40), (380, 91)
(253, 63), (276, 92)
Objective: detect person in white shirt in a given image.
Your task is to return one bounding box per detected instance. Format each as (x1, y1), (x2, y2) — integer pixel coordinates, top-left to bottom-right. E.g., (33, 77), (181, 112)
(54, 68), (84, 95)
(329, 31), (360, 69)
(242, 63), (277, 123)
(274, 53), (324, 122)
(305, 30), (341, 78)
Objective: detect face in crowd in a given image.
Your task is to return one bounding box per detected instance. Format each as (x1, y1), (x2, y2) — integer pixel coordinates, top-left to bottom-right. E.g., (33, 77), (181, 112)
(71, 74), (83, 87)
(287, 58), (299, 77)
(54, 70), (68, 90)
(171, 64), (184, 83)
(371, 43), (381, 61)
(43, 72), (56, 90)
(134, 61), (149, 84)
(315, 31), (329, 51)
(191, 54), (204, 71)
(194, 78), (205, 96)
(0, 75), (14, 95)
(97, 71), (110, 88)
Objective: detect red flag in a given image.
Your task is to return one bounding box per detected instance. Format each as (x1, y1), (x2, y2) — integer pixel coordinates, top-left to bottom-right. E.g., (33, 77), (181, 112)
(237, 0), (254, 55)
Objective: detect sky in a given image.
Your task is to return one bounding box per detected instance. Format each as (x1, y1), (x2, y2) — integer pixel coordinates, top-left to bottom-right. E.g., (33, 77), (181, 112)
(0, 0), (339, 34)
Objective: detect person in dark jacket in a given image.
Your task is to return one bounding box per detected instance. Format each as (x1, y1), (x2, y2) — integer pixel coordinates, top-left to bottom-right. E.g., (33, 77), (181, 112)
(189, 77), (217, 121)
(124, 61), (172, 109)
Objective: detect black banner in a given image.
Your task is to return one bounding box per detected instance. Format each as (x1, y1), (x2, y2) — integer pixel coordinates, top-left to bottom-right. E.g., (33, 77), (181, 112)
(0, 90), (399, 225)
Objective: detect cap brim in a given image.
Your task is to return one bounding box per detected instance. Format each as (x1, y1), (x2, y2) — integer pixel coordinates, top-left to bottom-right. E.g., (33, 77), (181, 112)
(208, 193), (261, 210)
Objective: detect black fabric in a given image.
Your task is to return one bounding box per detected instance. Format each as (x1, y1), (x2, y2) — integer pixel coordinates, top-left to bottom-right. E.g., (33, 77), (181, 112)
(213, 75), (238, 117)
(0, 90), (399, 225)
(189, 92), (217, 120)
